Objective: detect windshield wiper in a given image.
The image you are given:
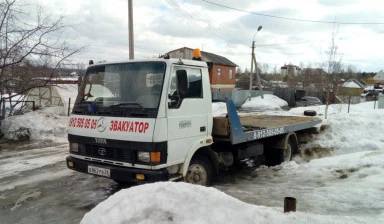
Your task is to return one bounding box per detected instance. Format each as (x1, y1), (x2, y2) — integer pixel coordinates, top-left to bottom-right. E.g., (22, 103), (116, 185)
(110, 102), (144, 109)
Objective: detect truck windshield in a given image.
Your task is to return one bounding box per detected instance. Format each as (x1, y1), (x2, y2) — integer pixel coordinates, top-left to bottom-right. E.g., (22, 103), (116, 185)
(72, 61), (166, 118)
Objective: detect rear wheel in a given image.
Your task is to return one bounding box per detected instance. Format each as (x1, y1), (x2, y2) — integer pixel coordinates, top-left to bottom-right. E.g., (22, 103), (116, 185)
(284, 138), (298, 162)
(266, 138), (298, 165)
(283, 143), (292, 162)
(184, 157), (213, 186)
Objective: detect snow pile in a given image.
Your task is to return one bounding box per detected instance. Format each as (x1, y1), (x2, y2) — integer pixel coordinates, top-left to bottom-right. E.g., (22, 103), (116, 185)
(81, 181), (382, 224)
(212, 94), (288, 116)
(212, 102), (227, 117)
(289, 102), (384, 155)
(0, 107), (68, 142)
(241, 94), (288, 110)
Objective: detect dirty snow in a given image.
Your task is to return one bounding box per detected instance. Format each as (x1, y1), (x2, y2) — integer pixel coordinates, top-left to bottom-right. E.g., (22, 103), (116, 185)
(1, 95), (384, 224)
(0, 107), (68, 142)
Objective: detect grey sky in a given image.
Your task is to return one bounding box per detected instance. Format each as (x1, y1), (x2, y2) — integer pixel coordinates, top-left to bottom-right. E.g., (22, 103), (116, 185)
(37, 0), (384, 72)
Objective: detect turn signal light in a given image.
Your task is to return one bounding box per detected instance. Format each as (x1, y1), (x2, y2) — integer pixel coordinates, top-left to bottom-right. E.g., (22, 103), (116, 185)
(150, 152), (161, 163)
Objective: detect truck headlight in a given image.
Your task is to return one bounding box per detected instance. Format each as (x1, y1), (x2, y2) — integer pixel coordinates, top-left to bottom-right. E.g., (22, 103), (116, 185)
(70, 143), (79, 153)
(137, 152), (150, 163)
(137, 151), (161, 163)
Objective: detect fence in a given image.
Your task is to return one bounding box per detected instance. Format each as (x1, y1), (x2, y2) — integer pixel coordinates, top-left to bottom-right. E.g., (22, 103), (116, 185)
(274, 89), (324, 106)
(0, 99), (36, 119)
(212, 89), (274, 107)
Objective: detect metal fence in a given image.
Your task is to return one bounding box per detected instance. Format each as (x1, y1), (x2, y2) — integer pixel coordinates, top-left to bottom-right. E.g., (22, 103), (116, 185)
(212, 89), (274, 107)
(274, 89), (324, 106)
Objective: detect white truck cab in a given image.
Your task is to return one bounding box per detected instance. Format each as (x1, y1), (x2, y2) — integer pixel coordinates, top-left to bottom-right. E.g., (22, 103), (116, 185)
(67, 58), (215, 185)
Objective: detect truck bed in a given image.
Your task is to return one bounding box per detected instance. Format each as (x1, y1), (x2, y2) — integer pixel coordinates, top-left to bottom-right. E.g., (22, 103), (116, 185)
(240, 115), (318, 129)
(212, 101), (322, 144)
(213, 115), (319, 136)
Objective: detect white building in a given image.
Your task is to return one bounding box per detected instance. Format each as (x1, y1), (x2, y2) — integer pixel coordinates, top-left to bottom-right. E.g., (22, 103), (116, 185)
(281, 64), (301, 77)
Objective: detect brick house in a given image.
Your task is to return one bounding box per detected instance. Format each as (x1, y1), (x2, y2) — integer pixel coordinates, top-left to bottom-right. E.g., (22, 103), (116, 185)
(164, 47), (237, 91)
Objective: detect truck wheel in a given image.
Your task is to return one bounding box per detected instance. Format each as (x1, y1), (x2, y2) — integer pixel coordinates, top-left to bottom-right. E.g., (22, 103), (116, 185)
(284, 138), (298, 162)
(184, 157), (213, 186)
(304, 110), (316, 116)
(283, 143), (292, 162)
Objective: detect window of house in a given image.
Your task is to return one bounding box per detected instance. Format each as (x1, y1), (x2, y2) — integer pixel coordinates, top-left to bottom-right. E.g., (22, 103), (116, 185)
(229, 69), (233, 79)
(218, 68), (221, 79)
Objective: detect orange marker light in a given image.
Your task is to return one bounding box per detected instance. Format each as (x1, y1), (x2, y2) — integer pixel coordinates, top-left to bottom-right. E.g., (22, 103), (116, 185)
(150, 152), (161, 163)
(192, 48), (202, 61)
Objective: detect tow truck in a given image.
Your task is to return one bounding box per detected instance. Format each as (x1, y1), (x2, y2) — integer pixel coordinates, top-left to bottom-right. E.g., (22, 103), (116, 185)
(66, 56), (321, 185)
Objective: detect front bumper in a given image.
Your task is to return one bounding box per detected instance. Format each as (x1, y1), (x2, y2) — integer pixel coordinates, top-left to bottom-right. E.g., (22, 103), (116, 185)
(66, 156), (169, 184)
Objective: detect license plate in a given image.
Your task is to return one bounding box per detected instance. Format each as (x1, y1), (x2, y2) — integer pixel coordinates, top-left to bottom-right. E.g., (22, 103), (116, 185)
(88, 165), (111, 178)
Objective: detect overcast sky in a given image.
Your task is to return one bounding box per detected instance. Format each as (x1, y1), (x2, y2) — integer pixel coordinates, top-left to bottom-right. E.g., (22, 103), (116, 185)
(37, 0), (384, 73)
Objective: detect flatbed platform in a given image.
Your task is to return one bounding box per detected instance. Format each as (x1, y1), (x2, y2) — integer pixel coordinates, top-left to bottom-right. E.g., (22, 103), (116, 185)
(239, 115), (318, 129)
(213, 115), (320, 136)
(212, 101), (322, 145)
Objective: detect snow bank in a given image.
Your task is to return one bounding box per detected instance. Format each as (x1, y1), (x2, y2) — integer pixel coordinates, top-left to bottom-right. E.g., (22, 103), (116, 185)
(212, 94), (288, 116)
(241, 94), (288, 110)
(0, 107), (68, 142)
(289, 102), (384, 155)
(81, 181), (382, 224)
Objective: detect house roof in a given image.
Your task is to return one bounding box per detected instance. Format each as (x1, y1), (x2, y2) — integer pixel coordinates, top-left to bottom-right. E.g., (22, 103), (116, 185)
(342, 80), (362, 88)
(200, 51), (237, 67)
(166, 47), (237, 67)
(373, 72), (384, 81)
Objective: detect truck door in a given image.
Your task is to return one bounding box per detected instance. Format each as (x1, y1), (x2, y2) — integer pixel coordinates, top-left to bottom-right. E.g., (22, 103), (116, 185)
(166, 66), (209, 163)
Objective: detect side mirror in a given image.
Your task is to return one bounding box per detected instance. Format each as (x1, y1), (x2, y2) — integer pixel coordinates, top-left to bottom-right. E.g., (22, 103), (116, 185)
(176, 70), (188, 98)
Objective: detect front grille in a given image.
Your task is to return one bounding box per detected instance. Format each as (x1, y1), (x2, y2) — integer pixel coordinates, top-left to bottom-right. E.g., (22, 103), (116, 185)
(68, 134), (168, 165)
(84, 145), (132, 163)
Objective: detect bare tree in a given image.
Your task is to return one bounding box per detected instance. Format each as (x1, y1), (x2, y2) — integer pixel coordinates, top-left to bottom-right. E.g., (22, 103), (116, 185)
(0, 0), (84, 118)
(322, 25), (343, 119)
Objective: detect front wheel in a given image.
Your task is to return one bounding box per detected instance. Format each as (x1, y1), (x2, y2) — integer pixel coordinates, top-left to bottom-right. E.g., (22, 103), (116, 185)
(184, 157), (213, 186)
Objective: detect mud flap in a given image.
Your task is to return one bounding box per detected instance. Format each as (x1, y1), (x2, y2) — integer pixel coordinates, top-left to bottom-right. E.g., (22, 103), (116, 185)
(265, 148), (284, 166)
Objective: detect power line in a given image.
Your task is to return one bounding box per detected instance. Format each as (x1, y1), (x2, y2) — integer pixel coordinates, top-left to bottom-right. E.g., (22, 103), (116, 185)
(257, 41), (316, 47)
(201, 0), (384, 25)
(166, 0), (226, 41)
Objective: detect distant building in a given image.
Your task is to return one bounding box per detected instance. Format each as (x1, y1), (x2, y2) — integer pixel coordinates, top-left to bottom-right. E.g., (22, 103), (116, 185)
(341, 79), (365, 89)
(164, 47), (237, 91)
(281, 64), (301, 77)
(338, 79), (366, 104)
(373, 72), (384, 84)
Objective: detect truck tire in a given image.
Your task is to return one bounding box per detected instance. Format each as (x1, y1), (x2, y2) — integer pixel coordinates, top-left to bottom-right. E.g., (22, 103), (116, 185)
(266, 139), (297, 165)
(304, 110), (316, 116)
(283, 139), (297, 162)
(184, 157), (213, 186)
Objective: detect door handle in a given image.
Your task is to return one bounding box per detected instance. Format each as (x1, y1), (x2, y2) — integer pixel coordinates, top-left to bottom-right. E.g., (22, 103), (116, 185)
(200, 126), (206, 132)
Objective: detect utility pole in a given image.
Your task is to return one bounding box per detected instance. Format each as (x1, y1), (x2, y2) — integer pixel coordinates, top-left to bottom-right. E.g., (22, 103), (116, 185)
(248, 25), (263, 101)
(248, 41), (255, 101)
(128, 0), (134, 60)
(254, 46), (264, 99)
